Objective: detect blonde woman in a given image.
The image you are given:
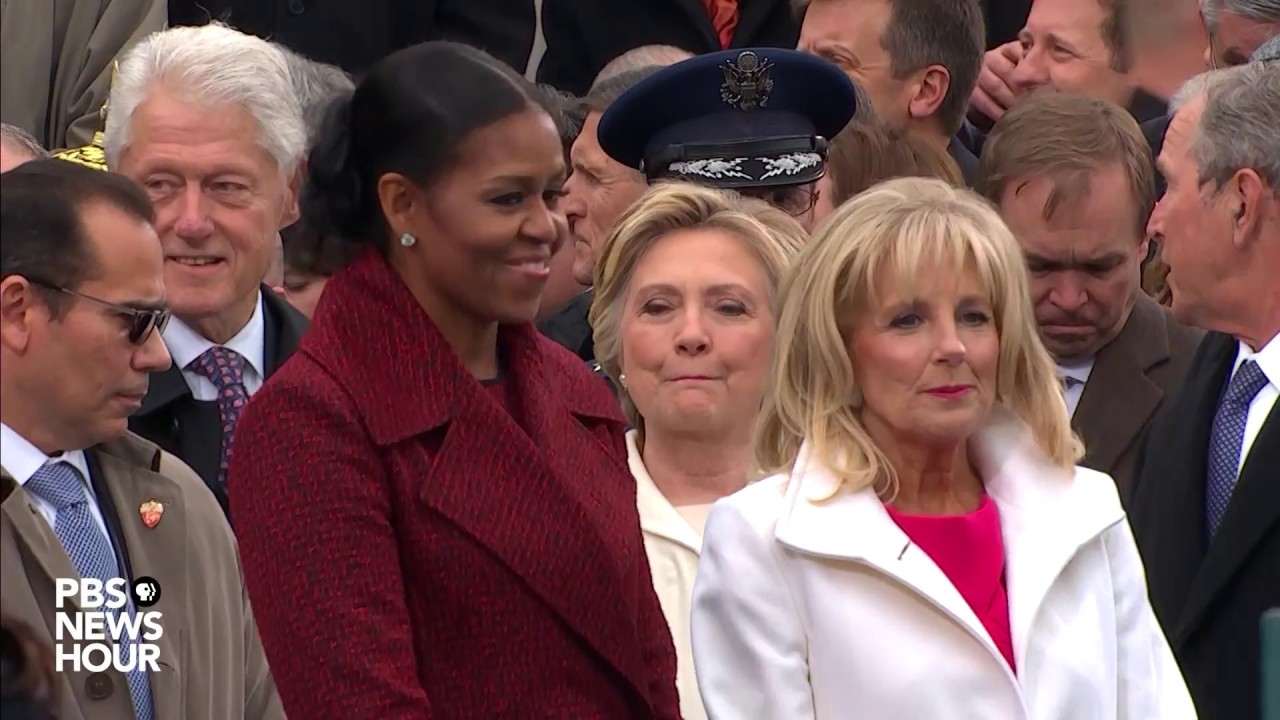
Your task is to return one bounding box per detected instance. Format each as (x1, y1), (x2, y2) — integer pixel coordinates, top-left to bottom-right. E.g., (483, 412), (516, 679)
(690, 178), (1195, 719)
(590, 182), (805, 720)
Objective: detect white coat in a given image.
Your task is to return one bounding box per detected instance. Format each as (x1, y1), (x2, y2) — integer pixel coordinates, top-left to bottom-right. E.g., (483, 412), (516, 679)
(690, 410), (1197, 719)
(630, 431), (708, 720)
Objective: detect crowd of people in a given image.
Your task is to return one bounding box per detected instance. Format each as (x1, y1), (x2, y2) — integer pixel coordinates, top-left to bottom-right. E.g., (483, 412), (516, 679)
(1, 0), (1277, 719)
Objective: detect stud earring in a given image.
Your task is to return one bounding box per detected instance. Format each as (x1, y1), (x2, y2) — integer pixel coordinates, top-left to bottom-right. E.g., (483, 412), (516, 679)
(400, 233), (417, 247)
(618, 374), (627, 388)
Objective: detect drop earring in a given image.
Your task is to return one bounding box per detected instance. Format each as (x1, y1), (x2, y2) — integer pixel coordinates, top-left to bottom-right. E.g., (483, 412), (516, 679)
(400, 233), (417, 247)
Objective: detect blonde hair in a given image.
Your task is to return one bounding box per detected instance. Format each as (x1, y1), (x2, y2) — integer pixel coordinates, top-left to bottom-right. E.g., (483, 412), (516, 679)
(756, 177), (1082, 497)
(590, 182), (807, 433)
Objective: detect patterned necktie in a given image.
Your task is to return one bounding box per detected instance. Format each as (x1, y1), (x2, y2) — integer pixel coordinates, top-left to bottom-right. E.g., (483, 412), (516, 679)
(1205, 360), (1268, 539)
(24, 462), (156, 720)
(186, 346), (250, 489)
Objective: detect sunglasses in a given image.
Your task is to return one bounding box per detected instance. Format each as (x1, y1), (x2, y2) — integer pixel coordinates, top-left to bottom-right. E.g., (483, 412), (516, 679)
(29, 279), (171, 345)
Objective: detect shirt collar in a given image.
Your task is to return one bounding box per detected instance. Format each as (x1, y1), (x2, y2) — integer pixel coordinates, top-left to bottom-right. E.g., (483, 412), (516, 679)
(0, 422), (91, 489)
(1234, 332), (1280, 391)
(1056, 357), (1095, 386)
(162, 291), (266, 377)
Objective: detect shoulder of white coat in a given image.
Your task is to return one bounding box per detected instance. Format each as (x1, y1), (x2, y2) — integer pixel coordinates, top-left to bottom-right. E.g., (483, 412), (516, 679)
(708, 471), (791, 535)
(1067, 465), (1129, 530)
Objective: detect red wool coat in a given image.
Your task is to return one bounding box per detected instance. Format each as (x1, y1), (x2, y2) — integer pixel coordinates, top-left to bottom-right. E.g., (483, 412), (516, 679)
(227, 250), (681, 719)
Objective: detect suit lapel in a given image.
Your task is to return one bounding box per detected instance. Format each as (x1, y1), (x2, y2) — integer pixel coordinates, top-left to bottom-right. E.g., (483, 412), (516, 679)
(1, 470), (87, 613)
(1073, 295), (1170, 479)
(668, 0), (719, 48)
(1176, 400), (1280, 642)
(90, 439), (186, 720)
(732, 0), (781, 47)
(260, 285), (308, 376)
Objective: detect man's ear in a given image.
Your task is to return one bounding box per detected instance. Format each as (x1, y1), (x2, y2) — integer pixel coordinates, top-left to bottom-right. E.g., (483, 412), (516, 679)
(907, 64), (951, 123)
(1230, 167), (1269, 248)
(280, 164), (304, 229)
(0, 276), (40, 354)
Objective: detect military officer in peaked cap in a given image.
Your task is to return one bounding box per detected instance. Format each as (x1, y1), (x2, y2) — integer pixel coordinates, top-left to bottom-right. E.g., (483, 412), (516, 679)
(597, 47), (857, 232)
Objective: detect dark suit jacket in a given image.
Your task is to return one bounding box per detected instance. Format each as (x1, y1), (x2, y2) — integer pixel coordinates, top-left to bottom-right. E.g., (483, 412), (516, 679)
(128, 288), (308, 517)
(1072, 293), (1203, 497)
(226, 249), (681, 719)
(1129, 331), (1280, 720)
(168, 0), (535, 75)
(538, 0), (798, 96)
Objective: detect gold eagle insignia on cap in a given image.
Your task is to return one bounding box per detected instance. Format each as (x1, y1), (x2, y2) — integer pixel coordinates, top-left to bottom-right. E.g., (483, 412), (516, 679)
(720, 51), (775, 111)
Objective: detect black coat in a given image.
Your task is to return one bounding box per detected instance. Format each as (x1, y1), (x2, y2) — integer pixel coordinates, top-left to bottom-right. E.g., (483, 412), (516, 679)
(537, 0), (799, 97)
(129, 288), (309, 519)
(168, 0), (536, 74)
(1129, 331), (1280, 720)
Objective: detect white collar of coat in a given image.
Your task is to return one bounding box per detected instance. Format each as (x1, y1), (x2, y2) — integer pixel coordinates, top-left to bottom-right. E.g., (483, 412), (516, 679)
(772, 405), (1127, 667)
(628, 430), (704, 554)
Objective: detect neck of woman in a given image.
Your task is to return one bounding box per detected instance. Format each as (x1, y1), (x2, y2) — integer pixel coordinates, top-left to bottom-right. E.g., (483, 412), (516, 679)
(880, 437), (985, 516)
(396, 256), (500, 379)
(640, 427), (752, 507)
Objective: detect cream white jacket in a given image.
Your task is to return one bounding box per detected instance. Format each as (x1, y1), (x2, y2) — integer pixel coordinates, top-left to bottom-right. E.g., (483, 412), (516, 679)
(690, 410), (1196, 719)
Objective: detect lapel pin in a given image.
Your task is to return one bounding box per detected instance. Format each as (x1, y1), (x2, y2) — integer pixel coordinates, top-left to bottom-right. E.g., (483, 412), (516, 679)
(139, 500), (164, 529)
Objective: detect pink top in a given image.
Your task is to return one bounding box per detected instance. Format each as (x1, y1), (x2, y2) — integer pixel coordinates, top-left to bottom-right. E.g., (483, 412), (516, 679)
(885, 495), (1016, 673)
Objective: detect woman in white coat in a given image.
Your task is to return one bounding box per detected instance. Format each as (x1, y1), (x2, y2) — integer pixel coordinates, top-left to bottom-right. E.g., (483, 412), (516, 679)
(589, 182), (805, 720)
(690, 178), (1196, 720)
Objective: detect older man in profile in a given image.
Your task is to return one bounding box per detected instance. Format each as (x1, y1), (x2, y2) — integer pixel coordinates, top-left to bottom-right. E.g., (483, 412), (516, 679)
(105, 24), (310, 520)
(1131, 61), (1280, 720)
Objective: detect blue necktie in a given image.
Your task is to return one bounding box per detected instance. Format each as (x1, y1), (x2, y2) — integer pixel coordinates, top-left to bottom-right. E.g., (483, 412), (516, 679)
(25, 461), (156, 720)
(1205, 360), (1269, 540)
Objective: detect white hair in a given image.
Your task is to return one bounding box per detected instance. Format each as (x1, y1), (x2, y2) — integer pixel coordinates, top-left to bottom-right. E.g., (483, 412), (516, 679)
(1200, 0), (1280, 32)
(1253, 32), (1280, 61)
(1171, 63), (1280, 190)
(276, 45), (355, 147)
(592, 45), (693, 88)
(105, 24), (306, 174)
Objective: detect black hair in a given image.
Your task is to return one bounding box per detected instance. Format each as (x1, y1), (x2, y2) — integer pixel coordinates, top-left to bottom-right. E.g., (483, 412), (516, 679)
(0, 613), (55, 720)
(528, 83), (585, 153)
(281, 220), (353, 278)
(0, 159), (156, 317)
(302, 41), (539, 251)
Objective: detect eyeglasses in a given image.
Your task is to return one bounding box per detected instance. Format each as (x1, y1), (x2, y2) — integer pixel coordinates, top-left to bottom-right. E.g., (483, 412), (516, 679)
(744, 184), (821, 219)
(29, 279), (170, 345)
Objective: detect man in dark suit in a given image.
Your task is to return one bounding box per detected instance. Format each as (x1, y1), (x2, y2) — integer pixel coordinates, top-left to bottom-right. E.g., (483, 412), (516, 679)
(103, 25), (310, 519)
(977, 92), (1202, 496)
(169, 0), (535, 75)
(538, 0), (799, 96)
(1133, 62), (1279, 720)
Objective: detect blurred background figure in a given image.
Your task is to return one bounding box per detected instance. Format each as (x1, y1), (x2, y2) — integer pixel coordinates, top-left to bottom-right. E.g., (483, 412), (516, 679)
(977, 92), (1202, 495)
(797, 0), (987, 182)
(228, 41), (681, 719)
(528, 83), (589, 322)
(589, 182), (805, 720)
(1133, 61), (1280, 720)
(538, 0), (799, 95)
(0, 0), (164, 151)
(0, 613), (55, 720)
(813, 118), (964, 223)
(169, 0), (535, 76)
(106, 24), (310, 520)
(1125, 0), (1211, 103)
(0, 125), (48, 174)
(593, 45), (696, 86)
(599, 48), (858, 232)
(692, 178), (1194, 719)
(278, 225), (351, 319)
(1201, 0), (1280, 68)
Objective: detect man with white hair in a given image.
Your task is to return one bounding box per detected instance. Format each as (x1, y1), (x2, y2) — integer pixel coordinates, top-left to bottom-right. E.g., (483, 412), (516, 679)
(1131, 62), (1280, 720)
(106, 24), (310, 520)
(0, 123), (49, 173)
(1202, 0), (1280, 67)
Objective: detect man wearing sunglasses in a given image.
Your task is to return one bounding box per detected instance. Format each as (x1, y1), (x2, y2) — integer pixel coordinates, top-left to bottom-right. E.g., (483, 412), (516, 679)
(0, 159), (285, 719)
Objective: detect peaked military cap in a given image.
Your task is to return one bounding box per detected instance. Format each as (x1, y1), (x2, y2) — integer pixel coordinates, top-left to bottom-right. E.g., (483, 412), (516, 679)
(597, 48), (857, 189)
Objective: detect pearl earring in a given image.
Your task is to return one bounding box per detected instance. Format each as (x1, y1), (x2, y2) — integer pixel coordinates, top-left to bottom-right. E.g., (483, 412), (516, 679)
(400, 233), (417, 247)
(618, 374), (627, 388)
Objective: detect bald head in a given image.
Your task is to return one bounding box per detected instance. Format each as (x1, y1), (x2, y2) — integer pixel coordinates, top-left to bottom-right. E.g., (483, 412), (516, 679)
(593, 45), (694, 88)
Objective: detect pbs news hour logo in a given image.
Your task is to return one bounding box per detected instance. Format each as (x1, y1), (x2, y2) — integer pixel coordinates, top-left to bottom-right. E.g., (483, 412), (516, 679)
(54, 576), (163, 673)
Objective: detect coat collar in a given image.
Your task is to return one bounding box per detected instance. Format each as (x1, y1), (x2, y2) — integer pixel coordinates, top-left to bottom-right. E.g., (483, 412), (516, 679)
(628, 431), (703, 554)
(1073, 292), (1172, 473)
(1, 432), (186, 719)
(304, 249), (622, 447)
(773, 407), (1125, 671)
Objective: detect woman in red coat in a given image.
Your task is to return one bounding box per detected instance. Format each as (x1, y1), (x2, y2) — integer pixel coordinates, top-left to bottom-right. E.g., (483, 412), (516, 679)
(227, 41), (681, 720)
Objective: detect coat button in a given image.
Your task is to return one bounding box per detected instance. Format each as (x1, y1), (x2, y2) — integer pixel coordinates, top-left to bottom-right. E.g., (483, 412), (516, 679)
(85, 671), (114, 700)
(287, 0), (306, 14)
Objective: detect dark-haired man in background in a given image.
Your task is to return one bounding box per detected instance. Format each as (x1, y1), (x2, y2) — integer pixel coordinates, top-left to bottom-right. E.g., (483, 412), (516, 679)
(0, 159), (283, 720)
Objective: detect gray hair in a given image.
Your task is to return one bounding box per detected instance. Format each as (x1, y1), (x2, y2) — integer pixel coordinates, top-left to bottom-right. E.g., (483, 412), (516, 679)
(0, 123), (49, 161)
(1171, 63), (1280, 190)
(593, 45), (692, 88)
(1253, 32), (1280, 61)
(105, 23), (306, 174)
(583, 65), (666, 113)
(1200, 0), (1280, 32)
(277, 45), (355, 147)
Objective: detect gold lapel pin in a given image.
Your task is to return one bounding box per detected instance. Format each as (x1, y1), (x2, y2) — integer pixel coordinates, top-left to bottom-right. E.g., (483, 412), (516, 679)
(139, 500), (164, 529)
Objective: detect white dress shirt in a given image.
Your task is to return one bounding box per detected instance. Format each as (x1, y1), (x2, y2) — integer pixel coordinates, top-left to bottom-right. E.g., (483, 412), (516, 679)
(162, 291), (267, 400)
(1057, 358), (1094, 419)
(1232, 333), (1279, 475)
(1, 423), (113, 549)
